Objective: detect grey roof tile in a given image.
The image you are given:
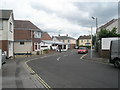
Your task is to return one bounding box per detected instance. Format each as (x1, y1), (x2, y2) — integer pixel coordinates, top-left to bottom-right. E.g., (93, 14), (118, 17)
(0, 10), (13, 20)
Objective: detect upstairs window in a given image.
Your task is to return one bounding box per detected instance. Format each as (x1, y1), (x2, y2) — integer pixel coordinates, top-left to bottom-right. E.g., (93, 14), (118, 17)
(81, 40), (83, 42)
(34, 31), (41, 38)
(68, 40), (70, 43)
(9, 22), (12, 32)
(87, 39), (89, 42)
(0, 20), (3, 30)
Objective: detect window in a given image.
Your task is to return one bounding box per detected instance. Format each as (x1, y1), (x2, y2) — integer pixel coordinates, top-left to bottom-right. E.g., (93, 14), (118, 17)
(41, 46), (48, 47)
(52, 44), (57, 46)
(34, 43), (40, 51)
(0, 20), (3, 30)
(20, 42), (24, 45)
(9, 22), (12, 32)
(34, 31), (41, 38)
(63, 45), (66, 49)
(68, 40), (70, 43)
(81, 40), (83, 42)
(87, 39), (89, 42)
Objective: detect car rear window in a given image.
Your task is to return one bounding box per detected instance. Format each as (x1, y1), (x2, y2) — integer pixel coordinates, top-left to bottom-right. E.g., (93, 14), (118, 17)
(79, 47), (86, 49)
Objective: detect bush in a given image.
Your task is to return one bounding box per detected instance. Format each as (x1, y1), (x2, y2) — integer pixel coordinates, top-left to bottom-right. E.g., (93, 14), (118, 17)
(43, 49), (49, 54)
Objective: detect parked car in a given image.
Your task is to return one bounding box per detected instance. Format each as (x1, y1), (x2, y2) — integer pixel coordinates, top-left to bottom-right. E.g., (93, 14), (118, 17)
(109, 40), (120, 68)
(2, 50), (6, 65)
(75, 46), (79, 49)
(78, 47), (88, 54)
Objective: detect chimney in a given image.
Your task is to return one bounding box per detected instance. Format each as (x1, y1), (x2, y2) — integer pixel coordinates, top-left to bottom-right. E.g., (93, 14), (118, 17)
(66, 34), (68, 37)
(58, 34), (60, 37)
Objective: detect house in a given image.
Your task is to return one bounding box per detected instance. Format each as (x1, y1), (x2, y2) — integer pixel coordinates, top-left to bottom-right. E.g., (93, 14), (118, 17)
(41, 32), (52, 40)
(40, 40), (69, 51)
(40, 33), (69, 51)
(52, 34), (76, 49)
(97, 18), (119, 58)
(14, 20), (42, 55)
(97, 19), (118, 33)
(0, 10), (14, 58)
(77, 35), (92, 47)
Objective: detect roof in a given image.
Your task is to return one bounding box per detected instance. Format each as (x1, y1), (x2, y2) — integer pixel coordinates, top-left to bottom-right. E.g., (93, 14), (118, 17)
(0, 10), (13, 20)
(41, 32), (52, 40)
(42, 40), (68, 45)
(14, 20), (42, 31)
(78, 35), (91, 39)
(54, 36), (76, 40)
(98, 19), (117, 30)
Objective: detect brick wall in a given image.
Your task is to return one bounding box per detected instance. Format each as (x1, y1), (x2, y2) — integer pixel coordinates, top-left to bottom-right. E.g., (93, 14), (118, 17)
(0, 40), (8, 53)
(14, 30), (31, 40)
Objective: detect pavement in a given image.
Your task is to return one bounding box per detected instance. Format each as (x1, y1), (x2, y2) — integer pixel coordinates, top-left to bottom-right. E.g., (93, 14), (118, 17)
(83, 49), (109, 64)
(2, 51), (59, 89)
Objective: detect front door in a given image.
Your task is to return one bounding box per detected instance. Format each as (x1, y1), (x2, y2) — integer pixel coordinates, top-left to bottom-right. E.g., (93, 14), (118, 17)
(8, 41), (13, 57)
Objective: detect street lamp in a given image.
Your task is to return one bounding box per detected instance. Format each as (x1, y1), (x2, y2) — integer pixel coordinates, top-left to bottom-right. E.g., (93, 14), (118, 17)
(92, 16), (98, 52)
(90, 26), (93, 58)
(91, 17), (98, 34)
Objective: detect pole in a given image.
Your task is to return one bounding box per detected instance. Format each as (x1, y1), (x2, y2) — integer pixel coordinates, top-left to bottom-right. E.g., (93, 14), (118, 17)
(0, 49), (1, 69)
(95, 17), (98, 52)
(91, 26), (93, 58)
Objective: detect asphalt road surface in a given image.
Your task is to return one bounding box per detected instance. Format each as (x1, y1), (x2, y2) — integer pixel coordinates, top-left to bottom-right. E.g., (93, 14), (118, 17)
(27, 50), (119, 88)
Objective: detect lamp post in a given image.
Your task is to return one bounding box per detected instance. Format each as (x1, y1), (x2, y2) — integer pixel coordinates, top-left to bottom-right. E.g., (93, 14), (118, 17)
(92, 16), (98, 51)
(90, 26), (93, 58)
(91, 17), (98, 35)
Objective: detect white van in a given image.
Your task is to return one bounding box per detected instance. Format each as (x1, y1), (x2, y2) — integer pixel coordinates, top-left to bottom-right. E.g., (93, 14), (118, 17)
(109, 39), (120, 68)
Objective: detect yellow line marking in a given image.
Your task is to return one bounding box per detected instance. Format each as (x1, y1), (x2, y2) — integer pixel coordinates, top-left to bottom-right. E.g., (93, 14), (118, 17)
(80, 54), (87, 59)
(25, 61), (52, 90)
(24, 54), (60, 90)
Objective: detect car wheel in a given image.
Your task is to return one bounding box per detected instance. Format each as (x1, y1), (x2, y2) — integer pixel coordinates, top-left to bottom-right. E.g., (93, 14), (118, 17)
(114, 59), (120, 68)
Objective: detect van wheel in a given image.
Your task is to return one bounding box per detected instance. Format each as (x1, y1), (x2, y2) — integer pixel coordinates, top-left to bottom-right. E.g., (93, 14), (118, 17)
(114, 59), (120, 68)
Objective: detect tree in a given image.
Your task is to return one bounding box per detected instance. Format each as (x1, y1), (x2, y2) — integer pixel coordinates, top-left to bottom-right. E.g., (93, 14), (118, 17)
(98, 27), (119, 40)
(92, 35), (96, 46)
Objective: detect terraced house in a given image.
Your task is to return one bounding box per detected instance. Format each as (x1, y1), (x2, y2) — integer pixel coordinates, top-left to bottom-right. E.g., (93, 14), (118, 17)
(14, 20), (42, 55)
(0, 10), (14, 58)
(77, 35), (92, 47)
(52, 34), (76, 49)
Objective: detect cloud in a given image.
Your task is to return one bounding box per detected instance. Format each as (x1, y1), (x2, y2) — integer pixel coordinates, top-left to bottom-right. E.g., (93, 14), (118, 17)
(0, 0), (118, 39)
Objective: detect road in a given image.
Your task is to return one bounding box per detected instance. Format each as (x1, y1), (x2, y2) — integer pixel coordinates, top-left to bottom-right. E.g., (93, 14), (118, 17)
(27, 50), (118, 88)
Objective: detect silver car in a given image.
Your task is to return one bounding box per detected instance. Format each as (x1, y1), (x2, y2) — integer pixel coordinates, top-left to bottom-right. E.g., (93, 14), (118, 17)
(2, 50), (6, 65)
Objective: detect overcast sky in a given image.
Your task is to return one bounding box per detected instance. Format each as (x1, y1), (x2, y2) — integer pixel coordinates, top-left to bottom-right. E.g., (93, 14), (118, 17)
(0, 0), (119, 39)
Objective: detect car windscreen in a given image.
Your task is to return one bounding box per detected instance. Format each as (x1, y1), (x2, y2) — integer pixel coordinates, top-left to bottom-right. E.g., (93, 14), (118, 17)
(79, 47), (86, 49)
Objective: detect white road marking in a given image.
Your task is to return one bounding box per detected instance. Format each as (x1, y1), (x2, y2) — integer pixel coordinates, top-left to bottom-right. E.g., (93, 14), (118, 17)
(57, 57), (61, 61)
(63, 55), (68, 57)
(80, 54), (87, 59)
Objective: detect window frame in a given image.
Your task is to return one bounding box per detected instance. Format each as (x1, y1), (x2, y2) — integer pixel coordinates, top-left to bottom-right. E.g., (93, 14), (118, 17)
(9, 22), (13, 32)
(20, 42), (25, 45)
(0, 20), (3, 30)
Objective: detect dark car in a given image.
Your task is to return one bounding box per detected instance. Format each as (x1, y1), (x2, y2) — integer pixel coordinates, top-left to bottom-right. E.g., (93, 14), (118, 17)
(78, 47), (88, 54)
